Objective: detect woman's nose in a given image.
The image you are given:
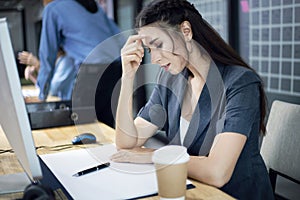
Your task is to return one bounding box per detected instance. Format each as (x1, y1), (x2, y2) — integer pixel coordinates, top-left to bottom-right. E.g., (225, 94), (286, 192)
(150, 49), (162, 64)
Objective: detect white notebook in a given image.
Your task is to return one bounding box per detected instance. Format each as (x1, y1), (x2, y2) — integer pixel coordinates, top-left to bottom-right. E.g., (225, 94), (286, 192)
(40, 144), (192, 199)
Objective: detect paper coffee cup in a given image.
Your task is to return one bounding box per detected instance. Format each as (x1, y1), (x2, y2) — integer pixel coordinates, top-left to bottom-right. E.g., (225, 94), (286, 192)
(152, 145), (190, 200)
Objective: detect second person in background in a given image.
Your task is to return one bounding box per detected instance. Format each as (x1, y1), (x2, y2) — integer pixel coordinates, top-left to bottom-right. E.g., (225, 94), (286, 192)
(38, 0), (123, 127)
(38, 0), (122, 100)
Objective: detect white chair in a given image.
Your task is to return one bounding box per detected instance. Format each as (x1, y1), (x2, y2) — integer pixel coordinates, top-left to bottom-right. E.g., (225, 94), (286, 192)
(261, 100), (300, 200)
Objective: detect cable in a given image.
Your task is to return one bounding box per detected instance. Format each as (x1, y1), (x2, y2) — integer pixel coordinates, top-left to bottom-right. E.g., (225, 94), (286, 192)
(0, 149), (14, 154)
(0, 142), (102, 154)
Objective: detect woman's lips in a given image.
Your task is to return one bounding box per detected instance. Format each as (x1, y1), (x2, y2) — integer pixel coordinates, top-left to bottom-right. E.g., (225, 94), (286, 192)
(161, 63), (170, 71)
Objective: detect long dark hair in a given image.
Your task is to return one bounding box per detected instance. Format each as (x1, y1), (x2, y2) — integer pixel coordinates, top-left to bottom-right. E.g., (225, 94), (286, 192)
(135, 0), (267, 134)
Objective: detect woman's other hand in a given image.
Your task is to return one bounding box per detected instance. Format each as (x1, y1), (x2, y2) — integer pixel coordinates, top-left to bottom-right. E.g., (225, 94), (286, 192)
(110, 147), (154, 164)
(120, 35), (145, 79)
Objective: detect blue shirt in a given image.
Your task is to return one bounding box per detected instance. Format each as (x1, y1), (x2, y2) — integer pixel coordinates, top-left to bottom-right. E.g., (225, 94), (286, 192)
(49, 55), (76, 100)
(138, 63), (274, 199)
(38, 0), (121, 100)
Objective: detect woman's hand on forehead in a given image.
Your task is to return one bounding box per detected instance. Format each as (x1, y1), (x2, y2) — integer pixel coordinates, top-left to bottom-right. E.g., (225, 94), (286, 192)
(137, 34), (151, 47)
(125, 34), (146, 45)
(121, 34), (148, 78)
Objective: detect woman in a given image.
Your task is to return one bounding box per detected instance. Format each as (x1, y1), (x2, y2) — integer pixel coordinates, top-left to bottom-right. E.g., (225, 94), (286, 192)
(111, 0), (274, 199)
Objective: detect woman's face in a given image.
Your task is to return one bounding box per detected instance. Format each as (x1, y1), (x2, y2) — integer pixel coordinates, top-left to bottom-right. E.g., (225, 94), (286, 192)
(138, 25), (189, 75)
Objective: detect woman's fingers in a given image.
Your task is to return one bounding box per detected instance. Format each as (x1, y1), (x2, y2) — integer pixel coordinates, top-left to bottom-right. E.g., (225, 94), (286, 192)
(122, 40), (144, 59)
(126, 55), (142, 67)
(122, 35), (145, 62)
(122, 48), (143, 62)
(124, 34), (146, 46)
(120, 35), (146, 78)
(110, 150), (131, 162)
(110, 149), (153, 164)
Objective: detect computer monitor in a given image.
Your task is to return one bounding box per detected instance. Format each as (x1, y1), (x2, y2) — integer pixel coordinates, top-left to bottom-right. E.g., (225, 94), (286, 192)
(0, 18), (42, 193)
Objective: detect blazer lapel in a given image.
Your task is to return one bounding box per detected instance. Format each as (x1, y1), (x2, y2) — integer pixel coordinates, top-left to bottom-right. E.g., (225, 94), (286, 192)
(183, 62), (226, 155)
(167, 70), (189, 145)
(183, 84), (211, 149)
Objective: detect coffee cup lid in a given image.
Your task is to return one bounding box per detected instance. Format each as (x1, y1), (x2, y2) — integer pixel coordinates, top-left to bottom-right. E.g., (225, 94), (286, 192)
(152, 145), (189, 165)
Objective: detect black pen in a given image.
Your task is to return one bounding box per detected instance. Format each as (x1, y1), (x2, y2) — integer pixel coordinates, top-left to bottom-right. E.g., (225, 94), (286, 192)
(72, 162), (110, 177)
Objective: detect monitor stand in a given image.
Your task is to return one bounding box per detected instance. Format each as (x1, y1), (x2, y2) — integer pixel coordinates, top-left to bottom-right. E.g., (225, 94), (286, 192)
(0, 172), (31, 194)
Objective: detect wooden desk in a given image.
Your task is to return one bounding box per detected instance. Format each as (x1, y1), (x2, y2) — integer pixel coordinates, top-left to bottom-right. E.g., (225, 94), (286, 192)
(0, 123), (234, 200)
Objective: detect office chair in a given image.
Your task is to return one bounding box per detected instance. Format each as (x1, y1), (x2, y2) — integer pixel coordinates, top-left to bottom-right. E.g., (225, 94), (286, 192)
(260, 100), (300, 200)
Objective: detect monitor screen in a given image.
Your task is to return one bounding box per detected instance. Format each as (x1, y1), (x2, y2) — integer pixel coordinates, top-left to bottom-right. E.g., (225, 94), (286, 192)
(0, 18), (42, 192)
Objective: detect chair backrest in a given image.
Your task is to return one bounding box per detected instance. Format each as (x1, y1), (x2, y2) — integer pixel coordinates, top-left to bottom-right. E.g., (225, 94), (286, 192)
(261, 100), (300, 182)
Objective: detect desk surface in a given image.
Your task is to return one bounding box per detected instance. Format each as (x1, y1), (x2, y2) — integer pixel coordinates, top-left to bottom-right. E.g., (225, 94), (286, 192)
(0, 122), (234, 200)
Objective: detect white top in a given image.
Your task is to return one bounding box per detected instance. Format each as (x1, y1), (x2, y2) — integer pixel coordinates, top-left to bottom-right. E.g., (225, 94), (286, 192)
(180, 116), (190, 145)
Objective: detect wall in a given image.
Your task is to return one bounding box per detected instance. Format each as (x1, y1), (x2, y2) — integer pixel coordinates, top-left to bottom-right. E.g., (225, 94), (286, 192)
(0, 0), (42, 80)
(240, 0), (300, 105)
(0, 0), (42, 55)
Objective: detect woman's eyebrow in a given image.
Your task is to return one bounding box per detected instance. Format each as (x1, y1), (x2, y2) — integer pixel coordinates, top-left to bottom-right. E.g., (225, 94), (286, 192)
(149, 38), (159, 45)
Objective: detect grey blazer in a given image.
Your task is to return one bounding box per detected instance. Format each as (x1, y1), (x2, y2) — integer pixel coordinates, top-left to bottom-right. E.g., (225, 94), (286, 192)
(138, 62), (274, 199)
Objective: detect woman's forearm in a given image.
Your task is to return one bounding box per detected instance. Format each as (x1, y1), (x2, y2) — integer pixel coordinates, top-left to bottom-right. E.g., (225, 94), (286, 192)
(187, 133), (246, 188)
(115, 77), (139, 149)
(188, 156), (228, 188)
(116, 34), (146, 149)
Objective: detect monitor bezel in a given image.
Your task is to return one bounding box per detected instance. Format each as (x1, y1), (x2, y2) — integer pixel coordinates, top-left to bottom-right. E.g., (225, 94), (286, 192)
(0, 18), (42, 183)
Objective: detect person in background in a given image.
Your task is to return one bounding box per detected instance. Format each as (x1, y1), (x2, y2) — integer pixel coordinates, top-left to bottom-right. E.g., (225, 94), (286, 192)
(38, 0), (121, 100)
(110, 0), (274, 199)
(18, 48), (76, 100)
